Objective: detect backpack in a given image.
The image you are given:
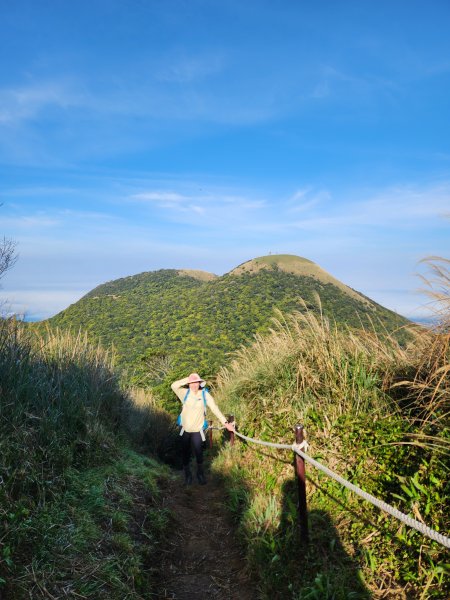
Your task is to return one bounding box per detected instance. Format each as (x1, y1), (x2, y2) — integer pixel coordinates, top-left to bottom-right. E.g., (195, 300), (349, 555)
(177, 388), (209, 431)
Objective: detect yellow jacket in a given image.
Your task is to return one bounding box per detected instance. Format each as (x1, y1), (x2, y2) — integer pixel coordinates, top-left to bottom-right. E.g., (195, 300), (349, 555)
(171, 377), (228, 433)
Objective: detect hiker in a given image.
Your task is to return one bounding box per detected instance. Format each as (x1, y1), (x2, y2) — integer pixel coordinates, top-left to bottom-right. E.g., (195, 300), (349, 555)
(171, 373), (235, 485)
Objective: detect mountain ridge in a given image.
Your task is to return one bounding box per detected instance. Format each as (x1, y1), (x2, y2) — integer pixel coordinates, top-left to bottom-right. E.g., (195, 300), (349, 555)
(42, 254), (411, 388)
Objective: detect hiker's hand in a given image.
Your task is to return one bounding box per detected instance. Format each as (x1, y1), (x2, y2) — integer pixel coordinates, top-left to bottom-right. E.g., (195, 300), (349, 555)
(224, 421), (235, 432)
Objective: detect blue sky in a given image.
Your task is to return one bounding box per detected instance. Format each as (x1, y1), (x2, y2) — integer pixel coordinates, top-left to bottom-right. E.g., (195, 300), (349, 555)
(0, 0), (449, 321)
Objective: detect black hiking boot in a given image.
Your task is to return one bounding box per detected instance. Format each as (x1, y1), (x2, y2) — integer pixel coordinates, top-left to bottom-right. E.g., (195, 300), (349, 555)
(196, 464), (207, 485)
(183, 465), (192, 485)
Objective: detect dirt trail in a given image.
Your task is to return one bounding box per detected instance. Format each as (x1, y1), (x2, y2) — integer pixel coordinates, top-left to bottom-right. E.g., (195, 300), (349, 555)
(155, 464), (256, 600)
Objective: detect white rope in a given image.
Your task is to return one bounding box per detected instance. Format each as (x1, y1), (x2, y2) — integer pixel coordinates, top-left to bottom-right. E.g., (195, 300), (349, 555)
(232, 429), (450, 549)
(235, 430), (292, 449)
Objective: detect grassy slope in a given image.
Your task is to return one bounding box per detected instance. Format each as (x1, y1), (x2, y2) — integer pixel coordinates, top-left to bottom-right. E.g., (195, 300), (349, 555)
(211, 310), (449, 599)
(11, 450), (171, 599)
(0, 321), (173, 599)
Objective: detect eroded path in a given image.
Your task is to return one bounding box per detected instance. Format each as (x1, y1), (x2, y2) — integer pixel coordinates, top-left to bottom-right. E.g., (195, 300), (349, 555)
(155, 465), (256, 599)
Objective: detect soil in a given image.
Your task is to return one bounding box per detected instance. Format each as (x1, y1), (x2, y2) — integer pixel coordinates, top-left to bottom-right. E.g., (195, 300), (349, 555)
(154, 463), (256, 600)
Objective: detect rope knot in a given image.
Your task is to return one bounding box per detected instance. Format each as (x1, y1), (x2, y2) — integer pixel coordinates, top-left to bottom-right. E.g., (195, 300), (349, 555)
(292, 440), (309, 453)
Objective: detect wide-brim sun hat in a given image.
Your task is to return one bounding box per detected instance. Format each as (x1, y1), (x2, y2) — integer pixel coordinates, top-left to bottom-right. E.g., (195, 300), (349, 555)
(188, 372), (206, 387)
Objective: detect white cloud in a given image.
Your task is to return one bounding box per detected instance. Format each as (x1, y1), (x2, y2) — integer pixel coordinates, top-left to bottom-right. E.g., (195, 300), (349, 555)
(131, 191), (188, 203)
(310, 81), (330, 99)
(124, 181), (450, 238)
(0, 60), (277, 133)
(307, 64), (401, 105)
(240, 200), (266, 209)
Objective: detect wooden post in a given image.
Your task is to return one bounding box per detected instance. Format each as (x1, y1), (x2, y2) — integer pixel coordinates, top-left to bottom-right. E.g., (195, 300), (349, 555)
(228, 414), (235, 446)
(294, 424), (308, 544)
(208, 420), (213, 449)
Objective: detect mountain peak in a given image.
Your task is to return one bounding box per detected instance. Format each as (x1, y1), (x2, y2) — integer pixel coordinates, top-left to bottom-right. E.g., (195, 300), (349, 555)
(229, 254), (370, 305)
(229, 254), (316, 276)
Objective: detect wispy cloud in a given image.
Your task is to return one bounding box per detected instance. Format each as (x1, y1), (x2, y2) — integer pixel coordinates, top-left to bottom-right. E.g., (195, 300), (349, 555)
(128, 187), (267, 220)
(285, 183), (450, 231)
(220, 182), (450, 243)
(286, 188), (330, 213)
(0, 207), (118, 235)
(2, 178), (447, 320)
(0, 214), (61, 229)
(0, 81), (83, 125)
(3, 186), (78, 197)
(132, 191), (188, 203)
(361, 185), (450, 223)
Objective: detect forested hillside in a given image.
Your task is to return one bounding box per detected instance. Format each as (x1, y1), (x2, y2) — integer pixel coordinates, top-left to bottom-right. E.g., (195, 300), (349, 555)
(42, 255), (411, 390)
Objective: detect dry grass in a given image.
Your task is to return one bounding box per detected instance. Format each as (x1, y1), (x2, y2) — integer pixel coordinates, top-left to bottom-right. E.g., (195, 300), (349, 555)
(216, 301), (414, 430)
(394, 257), (450, 427)
(212, 277), (449, 598)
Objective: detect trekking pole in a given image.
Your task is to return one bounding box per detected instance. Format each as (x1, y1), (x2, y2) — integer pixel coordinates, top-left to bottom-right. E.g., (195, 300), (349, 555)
(294, 424), (309, 544)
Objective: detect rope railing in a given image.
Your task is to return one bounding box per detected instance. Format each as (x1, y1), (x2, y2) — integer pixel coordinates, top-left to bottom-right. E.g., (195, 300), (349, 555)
(209, 419), (450, 549)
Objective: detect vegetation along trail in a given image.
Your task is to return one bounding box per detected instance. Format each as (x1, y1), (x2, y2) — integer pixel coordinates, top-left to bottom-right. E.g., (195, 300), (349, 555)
(3, 253), (449, 598)
(155, 462), (255, 600)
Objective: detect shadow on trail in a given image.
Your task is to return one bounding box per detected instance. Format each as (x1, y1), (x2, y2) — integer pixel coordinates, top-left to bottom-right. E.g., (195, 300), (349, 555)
(153, 442), (256, 600)
(277, 478), (371, 599)
(215, 447), (372, 600)
(152, 425), (372, 599)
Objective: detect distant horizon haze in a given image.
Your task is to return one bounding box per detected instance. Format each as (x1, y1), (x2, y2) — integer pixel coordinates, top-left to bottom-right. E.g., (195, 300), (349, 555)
(3, 254), (442, 326)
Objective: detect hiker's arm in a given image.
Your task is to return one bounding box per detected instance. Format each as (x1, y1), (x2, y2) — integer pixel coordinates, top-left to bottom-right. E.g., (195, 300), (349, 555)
(171, 377), (190, 401)
(205, 392), (229, 425)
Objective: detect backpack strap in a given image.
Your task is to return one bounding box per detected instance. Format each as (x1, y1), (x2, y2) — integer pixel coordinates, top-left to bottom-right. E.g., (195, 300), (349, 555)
(199, 388), (208, 441)
(178, 389), (190, 436)
(202, 388), (207, 415)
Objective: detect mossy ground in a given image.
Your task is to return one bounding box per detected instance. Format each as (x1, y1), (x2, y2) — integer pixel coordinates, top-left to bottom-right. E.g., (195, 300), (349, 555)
(1, 449), (171, 599)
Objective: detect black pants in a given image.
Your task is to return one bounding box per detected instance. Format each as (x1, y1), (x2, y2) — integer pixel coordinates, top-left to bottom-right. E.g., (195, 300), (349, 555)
(181, 431), (203, 467)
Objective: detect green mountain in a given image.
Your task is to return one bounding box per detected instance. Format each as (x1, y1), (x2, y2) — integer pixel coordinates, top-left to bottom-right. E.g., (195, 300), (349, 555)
(43, 254), (411, 387)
